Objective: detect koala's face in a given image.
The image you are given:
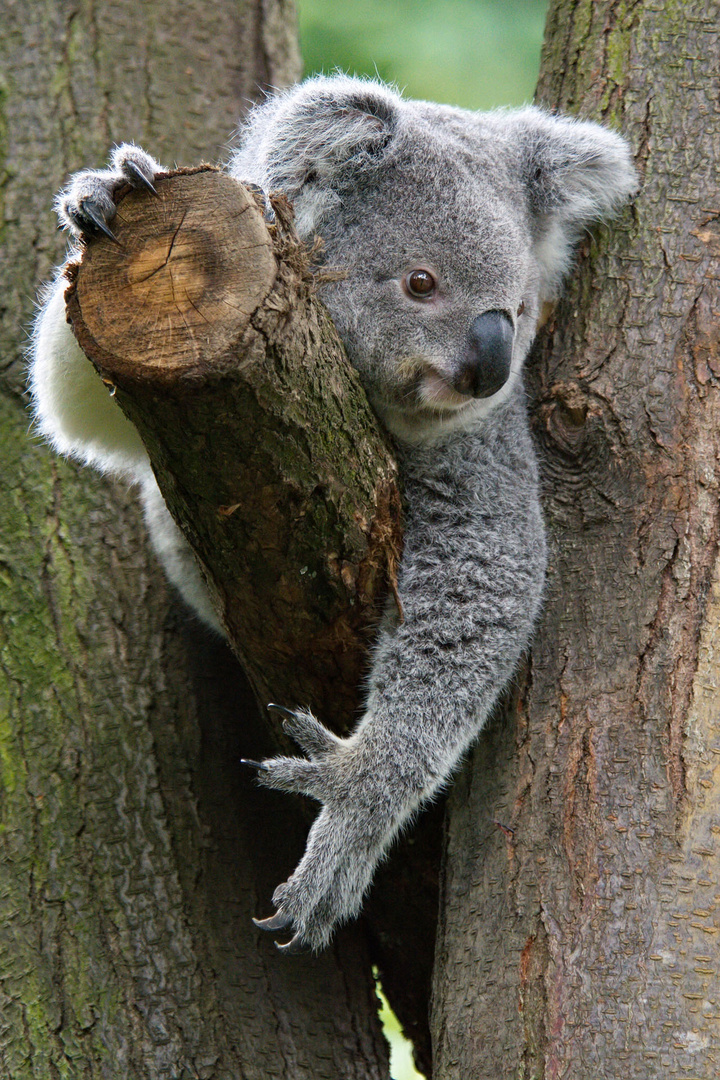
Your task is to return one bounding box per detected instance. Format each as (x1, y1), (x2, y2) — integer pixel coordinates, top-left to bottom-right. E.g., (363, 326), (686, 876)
(313, 137), (541, 439)
(232, 77), (637, 441)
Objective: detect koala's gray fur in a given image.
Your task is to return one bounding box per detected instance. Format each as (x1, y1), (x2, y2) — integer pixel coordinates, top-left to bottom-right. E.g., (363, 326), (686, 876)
(29, 74), (637, 952)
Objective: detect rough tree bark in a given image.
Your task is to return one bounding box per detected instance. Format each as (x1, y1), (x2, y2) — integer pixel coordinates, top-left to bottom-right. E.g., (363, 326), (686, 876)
(0, 3), (395, 1077)
(432, 0), (720, 1077)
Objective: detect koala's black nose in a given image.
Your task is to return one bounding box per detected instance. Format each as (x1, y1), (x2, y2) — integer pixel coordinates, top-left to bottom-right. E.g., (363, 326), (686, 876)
(454, 311), (514, 398)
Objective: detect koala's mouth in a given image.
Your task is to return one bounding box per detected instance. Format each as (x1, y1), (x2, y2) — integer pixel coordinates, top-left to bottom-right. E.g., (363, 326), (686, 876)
(418, 371), (478, 412)
(382, 358), (512, 427)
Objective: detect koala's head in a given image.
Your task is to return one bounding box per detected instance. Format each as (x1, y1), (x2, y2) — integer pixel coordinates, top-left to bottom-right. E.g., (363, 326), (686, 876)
(232, 75), (637, 442)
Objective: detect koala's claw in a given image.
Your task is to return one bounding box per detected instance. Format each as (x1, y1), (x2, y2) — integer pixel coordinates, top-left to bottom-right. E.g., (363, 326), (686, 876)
(75, 201), (119, 244)
(254, 909), (310, 954)
(239, 757), (269, 771)
(245, 182), (276, 223)
(275, 933), (309, 955)
(266, 702), (296, 720)
(253, 910), (294, 932)
(122, 159), (159, 196)
(55, 143), (163, 241)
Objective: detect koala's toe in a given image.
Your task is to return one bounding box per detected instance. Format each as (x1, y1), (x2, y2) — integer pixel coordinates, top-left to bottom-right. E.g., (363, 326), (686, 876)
(256, 755), (325, 800)
(268, 704), (342, 761)
(56, 176), (118, 240)
(110, 143), (163, 189)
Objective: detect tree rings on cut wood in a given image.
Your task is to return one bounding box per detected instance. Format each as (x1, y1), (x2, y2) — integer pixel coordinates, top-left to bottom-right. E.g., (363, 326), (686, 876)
(68, 167), (278, 382)
(64, 167), (402, 733)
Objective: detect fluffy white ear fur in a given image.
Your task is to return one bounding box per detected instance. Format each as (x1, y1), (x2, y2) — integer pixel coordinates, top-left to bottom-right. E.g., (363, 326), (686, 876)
(230, 75), (400, 236)
(508, 108), (638, 298)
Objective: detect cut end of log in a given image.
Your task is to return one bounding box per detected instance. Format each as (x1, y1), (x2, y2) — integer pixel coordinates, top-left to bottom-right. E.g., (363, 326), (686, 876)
(66, 168), (277, 384)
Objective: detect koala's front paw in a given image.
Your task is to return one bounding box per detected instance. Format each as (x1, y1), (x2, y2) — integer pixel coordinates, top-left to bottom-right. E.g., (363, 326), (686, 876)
(246, 705), (391, 953)
(55, 144), (164, 241)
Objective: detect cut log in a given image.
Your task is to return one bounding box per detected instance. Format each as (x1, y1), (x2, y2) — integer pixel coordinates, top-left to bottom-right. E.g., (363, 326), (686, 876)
(65, 166), (403, 733)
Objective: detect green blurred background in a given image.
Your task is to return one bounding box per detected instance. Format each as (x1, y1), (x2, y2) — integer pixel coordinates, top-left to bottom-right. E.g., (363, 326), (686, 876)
(296, 1), (549, 1075)
(298, 0), (549, 110)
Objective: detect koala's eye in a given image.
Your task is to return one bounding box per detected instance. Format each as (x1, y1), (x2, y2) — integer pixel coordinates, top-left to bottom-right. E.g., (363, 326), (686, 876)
(403, 268), (437, 300)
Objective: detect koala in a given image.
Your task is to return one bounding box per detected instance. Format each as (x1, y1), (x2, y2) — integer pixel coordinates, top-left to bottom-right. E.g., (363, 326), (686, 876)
(30, 75), (637, 953)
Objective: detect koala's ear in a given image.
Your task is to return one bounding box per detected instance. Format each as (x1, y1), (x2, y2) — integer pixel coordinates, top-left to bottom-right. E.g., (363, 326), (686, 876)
(511, 108), (638, 298)
(232, 75), (401, 232)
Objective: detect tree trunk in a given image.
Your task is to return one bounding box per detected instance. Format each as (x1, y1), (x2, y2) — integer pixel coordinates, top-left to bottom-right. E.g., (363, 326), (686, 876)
(432, 1), (720, 1077)
(0, 3), (393, 1077)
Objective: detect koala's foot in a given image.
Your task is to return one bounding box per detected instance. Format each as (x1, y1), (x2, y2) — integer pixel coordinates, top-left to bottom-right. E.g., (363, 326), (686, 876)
(247, 705), (403, 953)
(55, 144), (164, 241)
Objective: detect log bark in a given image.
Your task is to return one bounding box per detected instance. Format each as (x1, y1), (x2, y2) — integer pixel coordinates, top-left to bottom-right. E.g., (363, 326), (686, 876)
(0, 3), (395, 1077)
(432, 0), (720, 1077)
(65, 167), (402, 729)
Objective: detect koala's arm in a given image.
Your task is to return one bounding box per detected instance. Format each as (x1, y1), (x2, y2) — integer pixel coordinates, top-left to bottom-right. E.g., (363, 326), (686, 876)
(253, 397), (546, 952)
